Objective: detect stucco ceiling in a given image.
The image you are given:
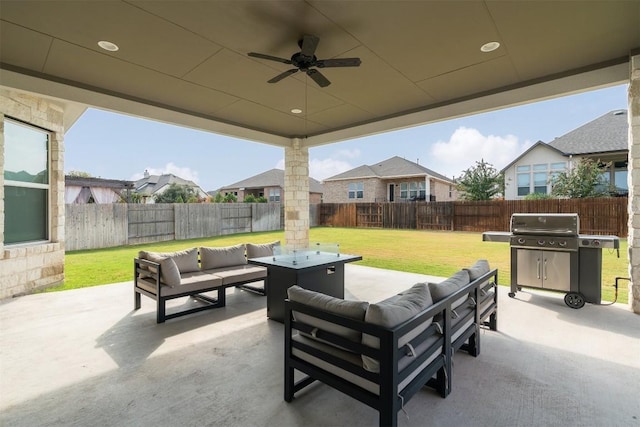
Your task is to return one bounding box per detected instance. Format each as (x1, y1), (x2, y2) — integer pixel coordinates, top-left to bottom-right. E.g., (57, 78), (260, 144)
(1, 1), (638, 148)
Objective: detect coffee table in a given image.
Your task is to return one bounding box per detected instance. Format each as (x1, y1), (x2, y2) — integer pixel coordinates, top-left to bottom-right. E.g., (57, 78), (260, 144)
(248, 249), (362, 322)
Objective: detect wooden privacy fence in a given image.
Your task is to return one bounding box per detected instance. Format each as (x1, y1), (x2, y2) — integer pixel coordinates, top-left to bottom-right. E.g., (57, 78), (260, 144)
(319, 198), (628, 236)
(66, 203), (285, 251)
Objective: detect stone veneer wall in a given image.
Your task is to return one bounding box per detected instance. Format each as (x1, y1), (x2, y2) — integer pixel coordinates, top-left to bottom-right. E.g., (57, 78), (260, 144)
(284, 139), (309, 249)
(628, 54), (640, 313)
(0, 90), (65, 299)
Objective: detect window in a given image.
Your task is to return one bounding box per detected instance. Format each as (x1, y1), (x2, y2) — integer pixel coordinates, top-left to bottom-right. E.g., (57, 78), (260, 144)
(348, 182), (363, 199)
(533, 172), (547, 194)
(400, 181), (426, 200)
(400, 183), (408, 199)
(269, 188), (280, 202)
(3, 119), (50, 244)
(516, 162), (566, 196)
(517, 173), (530, 196)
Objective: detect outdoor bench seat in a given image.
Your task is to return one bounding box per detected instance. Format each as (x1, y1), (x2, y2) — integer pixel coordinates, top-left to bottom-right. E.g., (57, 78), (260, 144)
(134, 242), (278, 323)
(284, 260), (498, 427)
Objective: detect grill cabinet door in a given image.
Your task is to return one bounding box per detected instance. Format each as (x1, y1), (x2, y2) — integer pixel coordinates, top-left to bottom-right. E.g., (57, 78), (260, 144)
(516, 249), (542, 287)
(542, 251), (571, 291)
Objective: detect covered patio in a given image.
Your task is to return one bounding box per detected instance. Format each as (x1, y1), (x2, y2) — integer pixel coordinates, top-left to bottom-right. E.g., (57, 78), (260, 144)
(1, 1), (639, 310)
(1, 265), (639, 426)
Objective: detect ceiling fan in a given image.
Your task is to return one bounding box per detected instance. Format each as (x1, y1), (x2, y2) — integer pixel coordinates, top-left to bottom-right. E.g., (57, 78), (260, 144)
(248, 34), (361, 88)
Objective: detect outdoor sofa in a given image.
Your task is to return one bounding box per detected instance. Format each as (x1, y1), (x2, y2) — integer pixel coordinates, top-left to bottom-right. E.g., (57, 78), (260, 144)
(284, 260), (498, 427)
(134, 242), (278, 323)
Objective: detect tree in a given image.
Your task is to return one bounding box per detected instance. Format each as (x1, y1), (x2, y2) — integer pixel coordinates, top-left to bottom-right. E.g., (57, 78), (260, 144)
(153, 183), (198, 203)
(67, 170), (92, 177)
(223, 193), (237, 203)
(551, 158), (610, 198)
(456, 159), (504, 201)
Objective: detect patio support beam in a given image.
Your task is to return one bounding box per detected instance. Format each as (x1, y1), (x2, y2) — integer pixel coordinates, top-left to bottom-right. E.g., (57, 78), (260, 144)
(628, 53), (640, 314)
(284, 138), (310, 249)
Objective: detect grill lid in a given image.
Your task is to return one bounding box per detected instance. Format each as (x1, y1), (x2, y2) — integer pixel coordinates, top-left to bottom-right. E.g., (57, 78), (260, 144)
(510, 213), (579, 236)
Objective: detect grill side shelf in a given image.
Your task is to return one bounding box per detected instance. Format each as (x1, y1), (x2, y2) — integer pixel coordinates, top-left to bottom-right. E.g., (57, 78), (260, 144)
(482, 232), (511, 243)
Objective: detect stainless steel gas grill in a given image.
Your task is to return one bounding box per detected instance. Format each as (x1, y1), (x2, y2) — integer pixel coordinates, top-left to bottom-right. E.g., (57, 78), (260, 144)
(483, 213), (619, 309)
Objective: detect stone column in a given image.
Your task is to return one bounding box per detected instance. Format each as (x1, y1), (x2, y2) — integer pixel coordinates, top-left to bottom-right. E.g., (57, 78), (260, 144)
(284, 138), (310, 249)
(628, 53), (640, 313)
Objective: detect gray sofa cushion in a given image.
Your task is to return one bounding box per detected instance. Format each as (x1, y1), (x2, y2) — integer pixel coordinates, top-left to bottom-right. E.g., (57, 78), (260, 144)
(139, 248), (199, 273)
(246, 241), (280, 259)
(362, 283), (434, 372)
(159, 257), (181, 287)
(465, 259), (490, 281)
(428, 270), (470, 303)
(200, 244), (247, 270)
(287, 285), (369, 345)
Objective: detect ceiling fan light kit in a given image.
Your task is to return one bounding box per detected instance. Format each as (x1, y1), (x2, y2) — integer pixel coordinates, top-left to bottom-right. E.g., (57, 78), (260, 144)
(248, 34), (361, 87)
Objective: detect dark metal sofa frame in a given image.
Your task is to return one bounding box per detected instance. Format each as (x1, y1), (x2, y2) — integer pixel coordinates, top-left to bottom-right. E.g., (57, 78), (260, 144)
(284, 269), (498, 427)
(133, 258), (266, 323)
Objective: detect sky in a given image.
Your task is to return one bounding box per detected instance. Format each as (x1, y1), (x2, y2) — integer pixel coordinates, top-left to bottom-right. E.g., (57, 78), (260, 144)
(64, 84), (628, 192)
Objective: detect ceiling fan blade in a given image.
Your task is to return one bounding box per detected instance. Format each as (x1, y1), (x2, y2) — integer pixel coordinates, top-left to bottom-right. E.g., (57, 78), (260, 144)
(306, 69), (330, 87)
(316, 58), (362, 68)
(268, 69), (299, 83)
(300, 34), (320, 57)
(248, 52), (292, 64)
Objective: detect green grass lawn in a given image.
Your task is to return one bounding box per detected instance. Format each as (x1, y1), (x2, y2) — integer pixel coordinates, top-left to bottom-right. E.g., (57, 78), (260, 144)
(55, 227), (630, 304)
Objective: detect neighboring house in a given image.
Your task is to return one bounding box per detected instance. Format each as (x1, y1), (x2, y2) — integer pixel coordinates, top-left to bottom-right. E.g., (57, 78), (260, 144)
(65, 176), (134, 204)
(218, 168), (323, 203)
(134, 170), (208, 203)
(323, 156), (458, 203)
(502, 110), (629, 199)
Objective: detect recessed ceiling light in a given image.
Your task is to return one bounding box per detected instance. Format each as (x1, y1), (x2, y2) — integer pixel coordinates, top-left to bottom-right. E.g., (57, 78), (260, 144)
(480, 41), (500, 53)
(291, 108), (303, 114)
(98, 40), (119, 52)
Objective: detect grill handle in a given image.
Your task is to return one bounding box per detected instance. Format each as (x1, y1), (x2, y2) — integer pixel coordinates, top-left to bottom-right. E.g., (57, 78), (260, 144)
(537, 258), (541, 280)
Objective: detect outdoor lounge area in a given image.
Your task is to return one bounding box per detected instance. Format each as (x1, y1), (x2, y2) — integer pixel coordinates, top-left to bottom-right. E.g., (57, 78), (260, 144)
(1, 264), (638, 426)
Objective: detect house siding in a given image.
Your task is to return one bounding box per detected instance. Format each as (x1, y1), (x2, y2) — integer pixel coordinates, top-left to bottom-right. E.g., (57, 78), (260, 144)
(503, 145), (568, 199)
(1, 90), (65, 299)
(324, 177), (457, 203)
(323, 177), (385, 203)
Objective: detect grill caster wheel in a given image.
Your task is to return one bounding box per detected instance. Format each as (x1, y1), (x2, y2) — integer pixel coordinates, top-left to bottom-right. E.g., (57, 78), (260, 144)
(564, 292), (585, 309)
(508, 292), (516, 298)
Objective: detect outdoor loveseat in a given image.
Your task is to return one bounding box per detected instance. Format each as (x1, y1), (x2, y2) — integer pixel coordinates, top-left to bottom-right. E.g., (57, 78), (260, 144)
(284, 260), (498, 427)
(134, 242), (278, 323)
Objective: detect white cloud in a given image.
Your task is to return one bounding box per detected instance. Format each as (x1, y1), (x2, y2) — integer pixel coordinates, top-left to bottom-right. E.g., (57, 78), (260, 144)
(275, 158), (353, 181)
(336, 148), (361, 159)
(429, 127), (531, 178)
(130, 162), (200, 183)
(310, 158), (353, 181)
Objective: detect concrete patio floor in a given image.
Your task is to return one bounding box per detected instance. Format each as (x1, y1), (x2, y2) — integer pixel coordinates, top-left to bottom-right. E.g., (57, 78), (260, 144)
(1, 264), (639, 427)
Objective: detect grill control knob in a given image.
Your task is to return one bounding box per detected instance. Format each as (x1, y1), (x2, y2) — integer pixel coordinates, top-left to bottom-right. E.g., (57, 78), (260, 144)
(559, 240), (567, 247)
(538, 239), (545, 246)
(593, 240), (601, 247)
(548, 240), (556, 245)
(518, 238), (526, 244)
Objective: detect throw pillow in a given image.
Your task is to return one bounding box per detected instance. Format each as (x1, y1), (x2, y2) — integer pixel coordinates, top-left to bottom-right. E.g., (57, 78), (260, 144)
(465, 259), (490, 281)
(287, 285), (369, 345)
(159, 257), (181, 287)
(246, 241), (280, 259)
(428, 270), (470, 303)
(362, 283), (433, 372)
(139, 248), (199, 273)
(200, 244), (247, 270)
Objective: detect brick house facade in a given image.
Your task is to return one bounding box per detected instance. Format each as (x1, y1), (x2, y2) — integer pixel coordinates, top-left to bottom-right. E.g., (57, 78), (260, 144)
(323, 156), (458, 203)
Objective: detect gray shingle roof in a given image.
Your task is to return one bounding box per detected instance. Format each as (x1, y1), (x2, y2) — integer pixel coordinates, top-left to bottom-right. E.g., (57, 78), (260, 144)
(548, 110), (628, 155)
(220, 169), (323, 193)
(325, 156), (453, 182)
(134, 174), (202, 195)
